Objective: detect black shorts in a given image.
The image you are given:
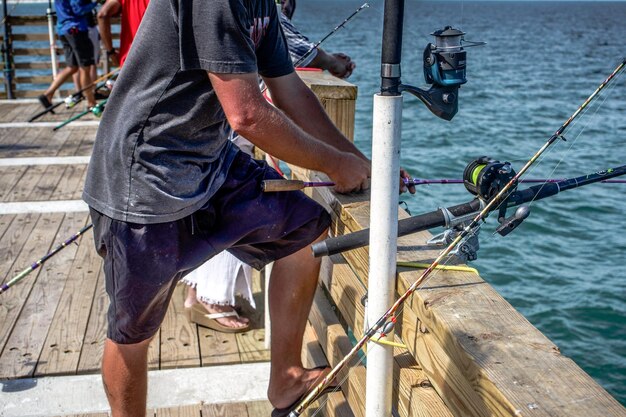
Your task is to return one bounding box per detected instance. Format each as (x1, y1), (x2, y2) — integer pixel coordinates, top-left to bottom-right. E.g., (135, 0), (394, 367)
(90, 151), (330, 344)
(60, 30), (95, 68)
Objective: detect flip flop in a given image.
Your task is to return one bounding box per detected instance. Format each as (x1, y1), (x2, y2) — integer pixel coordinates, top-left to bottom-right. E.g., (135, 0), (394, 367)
(185, 303), (250, 333)
(271, 366), (339, 417)
(37, 94), (55, 113)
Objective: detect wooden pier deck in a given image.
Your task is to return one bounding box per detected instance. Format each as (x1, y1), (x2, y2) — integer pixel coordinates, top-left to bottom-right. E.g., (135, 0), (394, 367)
(0, 100), (282, 416)
(2, 69), (626, 417)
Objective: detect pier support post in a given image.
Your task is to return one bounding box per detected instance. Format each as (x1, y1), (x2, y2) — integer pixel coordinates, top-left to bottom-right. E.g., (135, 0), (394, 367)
(366, 93), (402, 417)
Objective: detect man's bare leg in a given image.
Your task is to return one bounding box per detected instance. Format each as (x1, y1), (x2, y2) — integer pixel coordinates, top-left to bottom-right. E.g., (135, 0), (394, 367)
(42, 66), (78, 102)
(267, 231), (332, 409)
(102, 337), (151, 417)
(78, 66), (96, 107)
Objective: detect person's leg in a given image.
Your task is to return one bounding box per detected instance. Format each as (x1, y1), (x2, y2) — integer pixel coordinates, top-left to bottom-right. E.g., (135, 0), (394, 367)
(90, 208), (208, 417)
(67, 30), (96, 107)
(101, 337), (151, 417)
(79, 65), (96, 107)
(42, 66), (78, 103)
(266, 231), (330, 409)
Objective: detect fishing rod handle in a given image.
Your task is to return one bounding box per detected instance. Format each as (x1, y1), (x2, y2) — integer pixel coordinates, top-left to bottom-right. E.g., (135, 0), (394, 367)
(311, 198), (482, 257)
(261, 179), (306, 192)
(261, 179), (335, 192)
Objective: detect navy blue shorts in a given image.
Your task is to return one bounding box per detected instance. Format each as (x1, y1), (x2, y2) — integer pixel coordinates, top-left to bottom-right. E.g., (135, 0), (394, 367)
(90, 151), (330, 344)
(60, 31), (95, 68)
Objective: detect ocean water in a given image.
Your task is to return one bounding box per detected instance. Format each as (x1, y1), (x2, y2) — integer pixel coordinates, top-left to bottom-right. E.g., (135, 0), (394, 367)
(5, 0), (625, 407)
(292, 0), (626, 406)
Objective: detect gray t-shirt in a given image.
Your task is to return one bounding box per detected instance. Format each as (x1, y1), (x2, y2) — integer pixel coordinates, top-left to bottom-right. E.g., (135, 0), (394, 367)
(83, 0), (293, 224)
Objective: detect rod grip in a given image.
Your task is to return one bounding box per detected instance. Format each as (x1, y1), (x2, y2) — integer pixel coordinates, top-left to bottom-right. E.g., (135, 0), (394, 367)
(261, 179), (305, 192)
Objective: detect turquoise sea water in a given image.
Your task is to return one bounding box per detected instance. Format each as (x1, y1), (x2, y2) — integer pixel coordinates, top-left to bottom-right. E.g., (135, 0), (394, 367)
(6, 0), (625, 407)
(292, 0), (626, 405)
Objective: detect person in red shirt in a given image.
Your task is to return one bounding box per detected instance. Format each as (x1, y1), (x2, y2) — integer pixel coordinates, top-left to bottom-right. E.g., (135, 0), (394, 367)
(97, 0), (150, 67)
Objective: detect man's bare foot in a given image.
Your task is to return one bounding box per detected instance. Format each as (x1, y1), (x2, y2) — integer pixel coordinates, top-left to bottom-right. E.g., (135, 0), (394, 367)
(268, 366), (337, 410)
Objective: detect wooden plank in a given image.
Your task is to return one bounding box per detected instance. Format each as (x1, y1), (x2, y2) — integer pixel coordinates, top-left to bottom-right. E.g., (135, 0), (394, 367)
(72, 166), (89, 200)
(11, 33), (52, 42)
(0, 213), (42, 345)
(4, 164), (47, 202)
(76, 266), (108, 374)
(0, 166), (28, 201)
(0, 214), (37, 285)
(297, 70), (357, 100)
(236, 327), (270, 363)
(58, 126), (97, 156)
(53, 163), (88, 200)
(35, 218), (101, 376)
(202, 402), (250, 417)
(153, 403), (201, 417)
(309, 289), (366, 417)
(321, 255), (453, 417)
(14, 47), (63, 56)
(0, 213), (79, 379)
(319, 98), (355, 141)
(302, 322), (354, 417)
(26, 164), (66, 201)
(393, 345), (454, 417)
(245, 400), (274, 417)
(15, 75), (55, 84)
(0, 102), (45, 125)
(14, 62), (57, 70)
(0, 214), (16, 242)
(8, 16), (48, 25)
(159, 283), (201, 369)
(237, 268), (270, 363)
(197, 324), (240, 365)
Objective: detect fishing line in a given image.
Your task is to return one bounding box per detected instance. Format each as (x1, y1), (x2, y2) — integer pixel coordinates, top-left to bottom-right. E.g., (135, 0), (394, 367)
(520, 67), (624, 211)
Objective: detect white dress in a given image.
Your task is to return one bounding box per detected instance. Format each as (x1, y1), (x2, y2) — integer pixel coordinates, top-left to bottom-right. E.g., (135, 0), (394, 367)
(182, 134), (257, 309)
(182, 251), (256, 309)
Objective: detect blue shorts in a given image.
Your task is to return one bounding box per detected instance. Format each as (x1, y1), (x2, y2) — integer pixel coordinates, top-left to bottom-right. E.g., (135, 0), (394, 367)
(90, 151), (330, 344)
(60, 31), (95, 68)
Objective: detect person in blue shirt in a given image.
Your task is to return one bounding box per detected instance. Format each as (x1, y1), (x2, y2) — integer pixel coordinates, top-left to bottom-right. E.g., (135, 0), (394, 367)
(38, 0), (98, 109)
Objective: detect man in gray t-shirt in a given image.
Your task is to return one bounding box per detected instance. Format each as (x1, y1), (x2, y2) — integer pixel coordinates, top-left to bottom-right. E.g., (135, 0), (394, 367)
(83, 0), (374, 415)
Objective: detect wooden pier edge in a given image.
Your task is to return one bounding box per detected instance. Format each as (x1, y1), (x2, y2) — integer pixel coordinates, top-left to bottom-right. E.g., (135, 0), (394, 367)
(286, 71), (626, 417)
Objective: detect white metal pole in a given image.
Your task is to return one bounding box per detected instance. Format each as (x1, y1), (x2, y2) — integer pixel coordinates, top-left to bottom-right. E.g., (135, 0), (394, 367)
(366, 93), (402, 417)
(46, 8), (58, 80)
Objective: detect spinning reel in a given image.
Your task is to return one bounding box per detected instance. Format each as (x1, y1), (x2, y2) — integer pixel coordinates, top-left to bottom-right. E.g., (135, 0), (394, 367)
(402, 26), (484, 121)
(428, 157), (531, 262)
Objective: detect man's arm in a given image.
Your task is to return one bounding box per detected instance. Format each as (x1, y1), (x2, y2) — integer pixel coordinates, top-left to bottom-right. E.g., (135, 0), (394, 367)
(97, 0), (121, 66)
(208, 71), (370, 194)
(307, 50), (355, 79)
(264, 71), (366, 160)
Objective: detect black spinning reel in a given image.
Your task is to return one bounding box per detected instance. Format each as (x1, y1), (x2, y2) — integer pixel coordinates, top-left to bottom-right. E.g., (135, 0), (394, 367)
(401, 26), (484, 121)
(463, 156), (530, 237)
(463, 156), (517, 201)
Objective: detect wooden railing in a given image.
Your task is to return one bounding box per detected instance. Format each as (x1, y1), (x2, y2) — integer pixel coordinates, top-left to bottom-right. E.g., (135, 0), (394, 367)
(1, 15), (120, 99)
(291, 70), (626, 417)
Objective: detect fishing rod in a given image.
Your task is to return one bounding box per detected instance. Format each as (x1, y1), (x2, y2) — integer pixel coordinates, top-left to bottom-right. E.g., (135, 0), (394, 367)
(312, 162), (626, 257)
(261, 175), (626, 192)
(288, 59), (626, 417)
(0, 223), (93, 295)
(405, 177), (626, 185)
(28, 68), (118, 122)
(53, 98), (107, 131)
(292, 2), (370, 69)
